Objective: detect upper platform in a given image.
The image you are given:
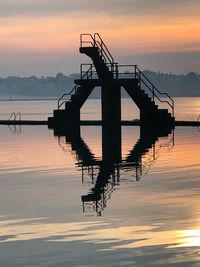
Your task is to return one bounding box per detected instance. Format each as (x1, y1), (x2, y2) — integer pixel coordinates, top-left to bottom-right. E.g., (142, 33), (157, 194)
(74, 77), (140, 87)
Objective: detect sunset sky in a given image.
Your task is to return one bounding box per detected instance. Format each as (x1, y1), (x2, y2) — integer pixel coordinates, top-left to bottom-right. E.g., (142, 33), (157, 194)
(0, 0), (200, 77)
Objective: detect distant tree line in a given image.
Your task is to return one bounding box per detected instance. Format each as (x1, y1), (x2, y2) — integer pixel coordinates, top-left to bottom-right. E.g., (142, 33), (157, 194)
(143, 70), (200, 97)
(0, 71), (199, 99)
(0, 72), (78, 99)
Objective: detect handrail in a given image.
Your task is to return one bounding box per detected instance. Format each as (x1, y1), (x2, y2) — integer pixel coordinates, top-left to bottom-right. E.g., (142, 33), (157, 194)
(80, 63), (118, 79)
(80, 64), (97, 80)
(58, 85), (78, 109)
(80, 33), (115, 72)
(80, 33), (95, 47)
(58, 63), (97, 109)
(66, 33), (174, 117)
(110, 64), (174, 117)
(8, 112), (21, 121)
(78, 62), (174, 117)
(94, 33), (114, 65)
(135, 66), (174, 117)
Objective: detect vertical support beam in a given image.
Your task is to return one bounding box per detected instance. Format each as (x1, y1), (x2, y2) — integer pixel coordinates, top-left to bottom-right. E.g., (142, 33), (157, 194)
(101, 84), (121, 121)
(102, 124), (122, 164)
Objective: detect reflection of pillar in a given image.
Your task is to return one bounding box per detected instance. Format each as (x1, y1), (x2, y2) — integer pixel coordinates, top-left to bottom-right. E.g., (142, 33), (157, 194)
(102, 124), (122, 164)
(101, 84), (121, 121)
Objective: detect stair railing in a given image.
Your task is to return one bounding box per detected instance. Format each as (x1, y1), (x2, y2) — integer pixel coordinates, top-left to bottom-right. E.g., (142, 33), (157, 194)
(58, 64), (97, 109)
(80, 33), (95, 47)
(80, 64), (98, 80)
(94, 33), (114, 65)
(135, 66), (174, 117)
(80, 33), (117, 74)
(58, 85), (78, 109)
(114, 64), (174, 117)
(8, 112), (22, 121)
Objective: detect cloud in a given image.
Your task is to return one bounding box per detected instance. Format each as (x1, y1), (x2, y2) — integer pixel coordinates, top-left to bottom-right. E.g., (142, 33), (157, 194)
(0, 0), (200, 18)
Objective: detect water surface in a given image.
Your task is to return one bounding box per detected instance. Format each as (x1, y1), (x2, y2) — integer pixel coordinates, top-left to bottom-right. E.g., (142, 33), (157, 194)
(0, 98), (199, 266)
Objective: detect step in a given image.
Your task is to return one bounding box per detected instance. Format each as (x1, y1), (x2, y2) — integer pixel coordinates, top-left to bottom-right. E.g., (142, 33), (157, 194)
(65, 101), (73, 110)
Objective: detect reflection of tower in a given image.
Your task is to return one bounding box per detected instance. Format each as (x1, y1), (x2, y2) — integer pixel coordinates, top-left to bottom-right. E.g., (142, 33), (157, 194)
(82, 124), (122, 216)
(54, 124), (174, 216)
(102, 124), (121, 164)
(125, 125), (174, 181)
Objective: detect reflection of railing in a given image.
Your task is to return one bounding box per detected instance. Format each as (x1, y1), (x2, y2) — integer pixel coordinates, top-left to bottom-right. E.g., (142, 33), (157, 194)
(8, 112), (21, 121)
(81, 165), (99, 184)
(8, 124), (21, 134)
(82, 166), (120, 216)
(58, 136), (79, 161)
(7, 112), (22, 134)
(140, 130), (174, 177)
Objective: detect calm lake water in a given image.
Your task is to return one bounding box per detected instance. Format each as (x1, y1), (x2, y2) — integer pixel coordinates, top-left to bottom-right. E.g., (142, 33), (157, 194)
(0, 97), (200, 266)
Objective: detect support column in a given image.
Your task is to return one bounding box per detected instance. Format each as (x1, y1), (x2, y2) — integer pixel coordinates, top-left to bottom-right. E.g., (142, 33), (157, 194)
(101, 83), (121, 121)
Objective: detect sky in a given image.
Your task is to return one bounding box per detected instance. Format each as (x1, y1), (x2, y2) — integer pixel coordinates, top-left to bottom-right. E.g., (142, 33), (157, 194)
(0, 0), (200, 77)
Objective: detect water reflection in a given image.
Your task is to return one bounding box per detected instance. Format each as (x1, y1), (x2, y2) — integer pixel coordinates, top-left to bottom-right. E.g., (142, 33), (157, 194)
(54, 124), (174, 216)
(8, 124), (21, 134)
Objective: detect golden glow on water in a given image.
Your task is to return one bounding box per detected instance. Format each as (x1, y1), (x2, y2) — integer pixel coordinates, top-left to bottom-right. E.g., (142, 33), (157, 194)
(1, 217), (200, 251)
(0, 118), (200, 265)
(0, 126), (75, 174)
(170, 230), (200, 248)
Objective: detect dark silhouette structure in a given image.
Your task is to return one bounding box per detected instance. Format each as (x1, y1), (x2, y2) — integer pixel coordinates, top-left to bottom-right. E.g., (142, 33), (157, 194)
(56, 124), (174, 216)
(48, 33), (174, 126)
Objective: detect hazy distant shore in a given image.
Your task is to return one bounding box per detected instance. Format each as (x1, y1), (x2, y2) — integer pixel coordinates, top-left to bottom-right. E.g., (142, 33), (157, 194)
(0, 70), (199, 98)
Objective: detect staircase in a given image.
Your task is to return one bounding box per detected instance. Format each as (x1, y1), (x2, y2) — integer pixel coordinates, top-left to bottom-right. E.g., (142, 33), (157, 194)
(124, 83), (174, 124)
(79, 33), (116, 82)
(48, 83), (94, 125)
(48, 33), (175, 126)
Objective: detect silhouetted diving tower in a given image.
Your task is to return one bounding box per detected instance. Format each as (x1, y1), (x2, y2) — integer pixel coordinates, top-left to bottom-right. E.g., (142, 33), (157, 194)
(48, 33), (174, 125)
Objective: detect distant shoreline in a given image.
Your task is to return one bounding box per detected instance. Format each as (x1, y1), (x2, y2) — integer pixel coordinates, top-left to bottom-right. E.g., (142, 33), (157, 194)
(0, 71), (200, 98)
(0, 96), (199, 102)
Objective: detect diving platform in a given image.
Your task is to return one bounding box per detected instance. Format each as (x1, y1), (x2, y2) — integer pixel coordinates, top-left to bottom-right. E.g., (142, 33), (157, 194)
(48, 33), (175, 127)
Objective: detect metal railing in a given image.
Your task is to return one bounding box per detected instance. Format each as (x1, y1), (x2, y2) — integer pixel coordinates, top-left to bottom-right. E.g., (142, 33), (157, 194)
(58, 64), (97, 109)
(80, 33), (116, 73)
(8, 112), (22, 121)
(135, 66), (174, 117)
(59, 33), (174, 117)
(58, 85), (78, 109)
(80, 64), (98, 80)
(79, 63), (174, 117)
